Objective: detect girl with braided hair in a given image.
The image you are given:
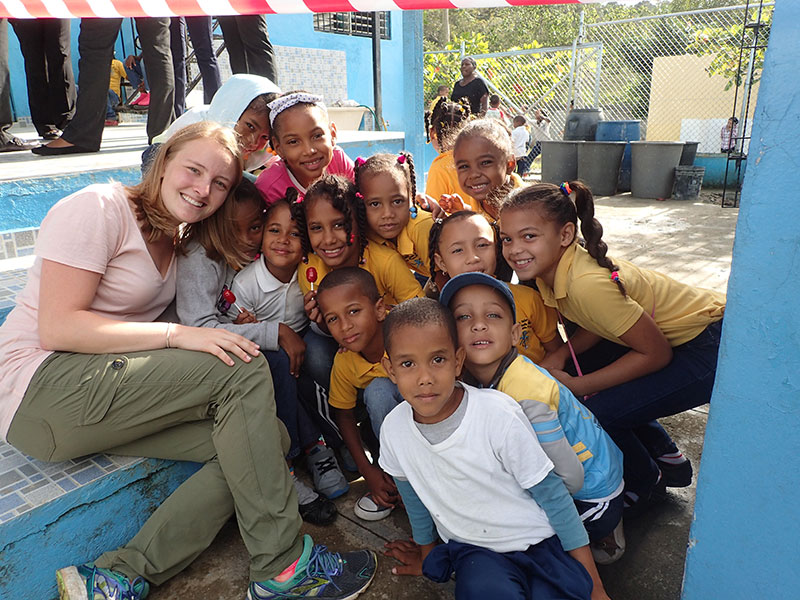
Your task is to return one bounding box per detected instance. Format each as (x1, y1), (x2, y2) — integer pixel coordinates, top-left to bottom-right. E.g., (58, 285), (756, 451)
(499, 180), (726, 515)
(355, 151), (434, 278)
(424, 97), (478, 212)
(296, 175), (424, 328)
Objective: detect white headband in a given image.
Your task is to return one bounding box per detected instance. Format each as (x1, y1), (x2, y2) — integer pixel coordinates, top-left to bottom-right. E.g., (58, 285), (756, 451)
(267, 93), (325, 126)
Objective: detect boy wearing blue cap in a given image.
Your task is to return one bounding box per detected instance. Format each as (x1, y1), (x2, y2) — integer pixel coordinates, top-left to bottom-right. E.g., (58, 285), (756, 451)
(439, 272), (626, 564)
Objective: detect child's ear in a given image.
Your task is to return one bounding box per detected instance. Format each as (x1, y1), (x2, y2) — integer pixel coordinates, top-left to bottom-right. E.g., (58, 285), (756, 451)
(375, 297), (387, 321)
(454, 345), (466, 377)
(505, 155), (516, 176)
(560, 222), (576, 248)
(434, 252), (448, 276)
(510, 322), (522, 348)
(329, 121), (337, 144)
(381, 355), (398, 384)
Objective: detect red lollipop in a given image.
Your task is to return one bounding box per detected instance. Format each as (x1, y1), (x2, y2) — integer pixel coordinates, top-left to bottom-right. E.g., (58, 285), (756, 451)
(222, 289), (244, 313)
(306, 267), (318, 291)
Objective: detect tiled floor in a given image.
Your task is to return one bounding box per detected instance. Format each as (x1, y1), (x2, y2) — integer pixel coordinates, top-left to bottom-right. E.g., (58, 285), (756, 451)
(0, 264), (144, 523)
(0, 443), (142, 523)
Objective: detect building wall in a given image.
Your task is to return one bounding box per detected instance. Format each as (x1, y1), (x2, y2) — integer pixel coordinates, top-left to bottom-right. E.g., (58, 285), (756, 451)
(647, 54), (759, 151)
(682, 1), (800, 597)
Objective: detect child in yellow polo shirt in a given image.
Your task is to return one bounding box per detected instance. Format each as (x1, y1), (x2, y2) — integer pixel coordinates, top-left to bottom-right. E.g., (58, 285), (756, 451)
(355, 152), (434, 279)
(316, 267), (404, 523)
(428, 210), (562, 366)
(499, 181), (725, 516)
(295, 175), (423, 326)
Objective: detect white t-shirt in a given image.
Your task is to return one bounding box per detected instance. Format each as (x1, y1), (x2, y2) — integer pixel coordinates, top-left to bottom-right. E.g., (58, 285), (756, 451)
(511, 126), (530, 158)
(231, 255), (308, 334)
(0, 183), (176, 440)
(379, 383), (556, 553)
(531, 120), (552, 143)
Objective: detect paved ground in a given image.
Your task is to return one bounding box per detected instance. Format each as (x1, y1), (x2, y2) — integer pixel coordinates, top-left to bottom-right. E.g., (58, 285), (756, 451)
(147, 194), (738, 600)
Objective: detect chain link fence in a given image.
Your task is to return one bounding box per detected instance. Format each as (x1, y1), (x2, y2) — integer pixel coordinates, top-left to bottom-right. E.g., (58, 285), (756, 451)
(424, 4), (772, 153)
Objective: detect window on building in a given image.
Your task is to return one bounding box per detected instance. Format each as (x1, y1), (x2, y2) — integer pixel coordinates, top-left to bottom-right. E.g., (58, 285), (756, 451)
(313, 12), (391, 40)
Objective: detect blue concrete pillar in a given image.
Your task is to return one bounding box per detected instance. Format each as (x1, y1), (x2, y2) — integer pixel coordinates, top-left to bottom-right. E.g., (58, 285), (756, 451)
(682, 3), (800, 598)
(401, 11), (425, 165)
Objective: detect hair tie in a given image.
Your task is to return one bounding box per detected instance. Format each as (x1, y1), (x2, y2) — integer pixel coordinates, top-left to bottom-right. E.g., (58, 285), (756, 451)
(348, 233), (356, 245)
(355, 192), (363, 200)
(609, 271), (620, 282)
(355, 157), (366, 168)
(409, 205), (418, 219)
(434, 217), (443, 225)
(397, 154), (406, 164)
(559, 182), (572, 196)
(267, 92), (324, 126)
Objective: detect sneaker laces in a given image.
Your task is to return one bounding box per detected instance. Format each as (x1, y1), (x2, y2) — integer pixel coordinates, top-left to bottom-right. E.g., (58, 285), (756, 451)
(306, 545), (344, 592)
(312, 455), (339, 478)
(89, 566), (147, 600)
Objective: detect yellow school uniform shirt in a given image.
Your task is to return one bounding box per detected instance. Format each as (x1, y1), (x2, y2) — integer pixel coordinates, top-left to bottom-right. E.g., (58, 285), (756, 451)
(109, 59), (127, 96)
(425, 150), (477, 210)
(298, 240), (424, 306)
(509, 283), (559, 364)
(329, 351), (387, 410)
(536, 244), (726, 347)
(368, 210), (434, 277)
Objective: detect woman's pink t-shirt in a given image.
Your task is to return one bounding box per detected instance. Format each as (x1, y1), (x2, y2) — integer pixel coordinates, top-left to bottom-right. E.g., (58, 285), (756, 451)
(255, 145), (355, 204)
(0, 183), (177, 440)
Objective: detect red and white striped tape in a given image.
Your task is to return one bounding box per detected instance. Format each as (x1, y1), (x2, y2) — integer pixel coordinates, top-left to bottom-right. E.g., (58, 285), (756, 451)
(1, 0), (589, 19)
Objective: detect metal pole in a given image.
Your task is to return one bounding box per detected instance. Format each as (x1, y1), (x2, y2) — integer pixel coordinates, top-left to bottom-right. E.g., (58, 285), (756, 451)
(567, 10), (584, 108)
(371, 12), (383, 130)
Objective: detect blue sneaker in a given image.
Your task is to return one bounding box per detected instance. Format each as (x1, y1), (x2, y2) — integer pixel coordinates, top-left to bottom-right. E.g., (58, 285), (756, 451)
(57, 563), (149, 599)
(247, 534), (376, 599)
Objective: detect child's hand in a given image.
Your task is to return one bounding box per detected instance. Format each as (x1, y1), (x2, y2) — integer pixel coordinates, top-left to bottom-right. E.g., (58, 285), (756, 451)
(233, 308), (257, 324)
(278, 323), (306, 377)
(438, 193), (469, 214)
(303, 290), (323, 325)
(415, 193), (446, 220)
(364, 465), (399, 508)
(383, 539), (423, 576)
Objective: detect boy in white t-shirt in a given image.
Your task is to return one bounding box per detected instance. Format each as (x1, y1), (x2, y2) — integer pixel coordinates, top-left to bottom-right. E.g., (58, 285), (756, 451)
(379, 298), (609, 600)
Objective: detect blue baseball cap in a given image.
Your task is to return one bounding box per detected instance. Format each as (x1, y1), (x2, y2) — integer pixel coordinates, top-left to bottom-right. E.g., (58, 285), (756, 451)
(439, 272), (516, 321)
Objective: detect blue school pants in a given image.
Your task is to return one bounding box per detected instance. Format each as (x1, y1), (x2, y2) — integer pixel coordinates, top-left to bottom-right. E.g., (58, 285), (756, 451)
(423, 536), (592, 600)
(264, 348), (320, 460)
(579, 320), (723, 496)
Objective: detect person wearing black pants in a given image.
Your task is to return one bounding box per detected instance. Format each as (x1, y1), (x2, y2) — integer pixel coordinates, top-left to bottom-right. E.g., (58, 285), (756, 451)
(9, 18), (75, 140)
(33, 17), (174, 155)
(170, 16), (222, 116)
(217, 15), (276, 82)
(0, 18), (39, 152)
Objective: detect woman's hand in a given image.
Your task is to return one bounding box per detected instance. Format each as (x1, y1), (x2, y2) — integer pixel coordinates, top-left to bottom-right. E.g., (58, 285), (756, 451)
(384, 540), (423, 576)
(363, 464), (399, 508)
(170, 324), (260, 366)
(278, 323), (306, 377)
(233, 308), (257, 324)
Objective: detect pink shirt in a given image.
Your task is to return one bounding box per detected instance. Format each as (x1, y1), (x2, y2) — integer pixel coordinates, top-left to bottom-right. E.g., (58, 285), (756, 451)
(0, 183), (177, 440)
(255, 145), (355, 205)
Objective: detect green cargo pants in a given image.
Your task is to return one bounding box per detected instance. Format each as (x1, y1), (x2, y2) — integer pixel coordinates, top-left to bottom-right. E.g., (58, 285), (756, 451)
(7, 348), (303, 584)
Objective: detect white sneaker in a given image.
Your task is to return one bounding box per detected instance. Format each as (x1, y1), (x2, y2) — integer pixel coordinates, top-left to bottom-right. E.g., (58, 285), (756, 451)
(353, 493), (394, 521)
(591, 520), (626, 565)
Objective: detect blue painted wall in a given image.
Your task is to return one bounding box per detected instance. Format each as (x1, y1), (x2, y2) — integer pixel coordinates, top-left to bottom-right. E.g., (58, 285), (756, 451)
(682, 2), (800, 598)
(5, 13), (410, 137)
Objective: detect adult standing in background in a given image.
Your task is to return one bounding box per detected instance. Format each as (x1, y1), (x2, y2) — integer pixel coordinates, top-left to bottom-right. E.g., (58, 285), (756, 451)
(9, 18), (75, 140)
(33, 17), (174, 156)
(451, 57), (489, 117)
(171, 17), (223, 117)
(0, 18), (39, 152)
(217, 15), (277, 82)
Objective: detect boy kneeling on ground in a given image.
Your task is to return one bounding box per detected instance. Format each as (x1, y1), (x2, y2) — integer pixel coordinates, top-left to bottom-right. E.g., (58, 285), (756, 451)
(379, 297), (610, 600)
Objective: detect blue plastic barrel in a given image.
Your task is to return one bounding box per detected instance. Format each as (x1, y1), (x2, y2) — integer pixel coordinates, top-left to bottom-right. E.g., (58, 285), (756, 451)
(595, 120), (641, 192)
